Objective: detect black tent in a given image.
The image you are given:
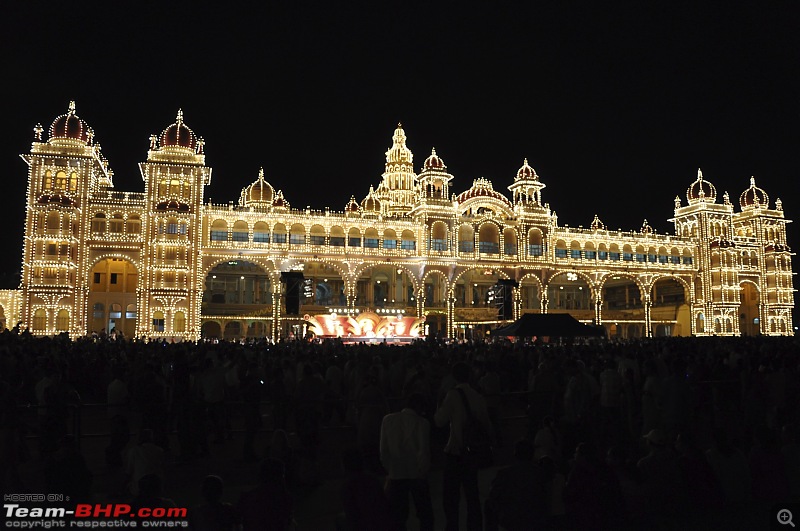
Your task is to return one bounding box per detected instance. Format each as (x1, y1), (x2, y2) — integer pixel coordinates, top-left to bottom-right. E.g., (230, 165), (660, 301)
(490, 313), (606, 338)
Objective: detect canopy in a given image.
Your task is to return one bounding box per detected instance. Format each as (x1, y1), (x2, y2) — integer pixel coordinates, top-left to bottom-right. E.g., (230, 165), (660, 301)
(490, 313), (606, 338)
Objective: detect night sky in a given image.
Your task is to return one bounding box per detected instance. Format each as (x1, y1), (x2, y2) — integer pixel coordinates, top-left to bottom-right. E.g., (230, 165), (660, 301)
(2, 2), (798, 321)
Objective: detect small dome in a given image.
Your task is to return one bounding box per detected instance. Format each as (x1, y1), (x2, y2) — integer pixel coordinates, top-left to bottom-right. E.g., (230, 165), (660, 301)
(385, 123), (413, 166)
(641, 219), (653, 234)
(48, 101), (91, 144)
(361, 186), (381, 212)
(515, 158), (538, 181)
(345, 196), (360, 213)
(687, 168), (717, 204)
(159, 109), (197, 150)
(242, 168), (274, 206)
(455, 178), (512, 207)
(423, 148), (446, 170)
(739, 176), (769, 209)
(590, 214), (605, 231)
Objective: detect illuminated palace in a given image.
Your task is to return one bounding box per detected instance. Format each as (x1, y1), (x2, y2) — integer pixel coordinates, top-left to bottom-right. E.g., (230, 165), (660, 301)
(0, 103), (794, 340)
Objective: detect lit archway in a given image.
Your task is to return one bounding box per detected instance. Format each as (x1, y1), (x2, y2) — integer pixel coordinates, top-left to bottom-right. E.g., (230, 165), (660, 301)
(88, 258), (138, 337)
(739, 282), (760, 336)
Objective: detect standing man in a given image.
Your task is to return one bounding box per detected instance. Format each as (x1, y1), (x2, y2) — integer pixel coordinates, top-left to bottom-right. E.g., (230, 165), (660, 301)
(435, 362), (494, 531)
(380, 393), (434, 531)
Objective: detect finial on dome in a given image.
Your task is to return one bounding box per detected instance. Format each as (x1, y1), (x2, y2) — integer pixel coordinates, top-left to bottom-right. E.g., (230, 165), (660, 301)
(750, 176), (756, 186)
(196, 136), (204, 154)
(258, 167), (265, 180)
(150, 134), (158, 150)
(697, 168), (703, 180)
(176, 109), (184, 124)
(397, 122), (402, 128)
(723, 191), (731, 205)
(33, 123), (43, 141)
(431, 147), (437, 156)
(776, 198), (783, 211)
(524, 158), (528, 165)
(68, 101), (76, 115)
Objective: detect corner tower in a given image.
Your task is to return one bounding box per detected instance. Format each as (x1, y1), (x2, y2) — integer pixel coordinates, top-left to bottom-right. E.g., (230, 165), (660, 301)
(138, 110), (211, 340)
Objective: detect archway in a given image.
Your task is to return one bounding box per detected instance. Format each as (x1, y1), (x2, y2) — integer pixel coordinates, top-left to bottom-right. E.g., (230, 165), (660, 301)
(202, 321), (221, 339)
(423, 271), (448, 309)
(519, 275), (542, 313)
(547, 272), (592, 315)
(302, 261), (348, 308)
(650, 277), (690, 336)
(88, 258), (138, 337)
(354, 264), (417, 312)
(203, 260), (272, 339)
(739, 282), (760, 336)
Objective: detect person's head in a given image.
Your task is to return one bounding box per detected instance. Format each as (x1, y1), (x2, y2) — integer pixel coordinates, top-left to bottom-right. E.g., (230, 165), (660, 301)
(201, 475), (224, 503)
(452, 361), (471, 383)
(514, 438), (535, 462)
(574, 442), (599, 465)
(406, 393), (427, 415)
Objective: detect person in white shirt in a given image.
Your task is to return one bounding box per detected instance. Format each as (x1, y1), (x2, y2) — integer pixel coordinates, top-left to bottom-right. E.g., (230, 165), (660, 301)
(380, 393), (434, 531)
(435, 362), (493, 531)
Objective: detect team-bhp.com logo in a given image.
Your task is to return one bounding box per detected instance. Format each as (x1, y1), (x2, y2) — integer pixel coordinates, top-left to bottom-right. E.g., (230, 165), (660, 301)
(4, 500), (188, 527)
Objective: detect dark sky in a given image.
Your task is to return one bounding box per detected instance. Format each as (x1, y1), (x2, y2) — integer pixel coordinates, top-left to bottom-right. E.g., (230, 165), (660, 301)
(2, 2), (799, 311)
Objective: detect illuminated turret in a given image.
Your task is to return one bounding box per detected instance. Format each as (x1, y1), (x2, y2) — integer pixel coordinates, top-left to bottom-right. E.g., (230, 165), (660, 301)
(376, 123), (418, 215)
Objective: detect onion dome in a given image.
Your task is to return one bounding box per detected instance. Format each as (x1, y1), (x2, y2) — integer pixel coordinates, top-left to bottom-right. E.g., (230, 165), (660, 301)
(423, 148), (446, 171)
(641, 219), (653, 235)
(361, 186), (381, 213)
(241, 168), (274, 206)
(739, 176), (769, 209)
(155, 200), (190, 212)
(687, 168), (717, 204)
(515, 158), (538, 181)
(590, 214), (605, 231)
(48, 101), (92, 144)
(455, 178), (512, 207)
(345, 196), (360, 214)
(37, 193), (75, 207)
(159, 109), (197, 151)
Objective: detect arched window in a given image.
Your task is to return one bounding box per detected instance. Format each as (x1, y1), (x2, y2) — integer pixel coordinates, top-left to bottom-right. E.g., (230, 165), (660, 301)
(127, 214), (141, 234)
(459, 225), (475, 254)
(33, 308), (46, 330)
(330, 226), (345, 247)
(91, 213), (106, 233)
(273, 223), (287, 244)
(152, 311), (165, 332)
(92, 303), (105, 319)
(109, 213), (124, 233)
(253, 222), (270, 243)
(56, 310), (69, 332)
(232, 221), (249, 242)
(109, 303), (122, 319)
(364, 228), (379, 249)
(55, 171), (68, 190)
(401, 230), (416, 251)
(46, 211), (60, 231)
(348, 227), (361, 247)
(174, 311), (186, 333)
(210, 220), (228, 241)
(528, 229), (543, 257)
(430, 222), (449, 251)
(126, 303), (137, 319)
(43, 170), (53, 190)
(382, 229), (397, 250)
(69, 172), (78, 192)
(289, 224), (306, 245)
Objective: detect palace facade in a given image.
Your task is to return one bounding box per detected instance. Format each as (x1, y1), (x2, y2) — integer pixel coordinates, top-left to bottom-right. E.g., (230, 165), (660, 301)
(0, 103), (794, 340)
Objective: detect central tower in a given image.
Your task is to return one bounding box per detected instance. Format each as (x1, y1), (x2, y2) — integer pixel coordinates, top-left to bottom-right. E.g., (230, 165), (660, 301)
(376, 123), (418, 216)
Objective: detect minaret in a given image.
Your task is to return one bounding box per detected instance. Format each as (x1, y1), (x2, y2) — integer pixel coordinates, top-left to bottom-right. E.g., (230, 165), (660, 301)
(376, 123), (417, 215)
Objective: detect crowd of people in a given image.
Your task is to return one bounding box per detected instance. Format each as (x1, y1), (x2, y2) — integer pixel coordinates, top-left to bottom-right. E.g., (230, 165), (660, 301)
(0, 324), (799, 529)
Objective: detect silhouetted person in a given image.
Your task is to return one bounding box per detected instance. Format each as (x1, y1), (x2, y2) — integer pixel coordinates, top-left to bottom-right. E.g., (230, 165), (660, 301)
(237, 458), (294, 530)
(105, 365), (129, 468)
(485, 438), (547, 531)
(565, 442), (623, 531)
(337, 447), (395, 531)
(380, 393), (434, 531)
(132, 473), (176, 511)
(435, 361), (493, 531)
(675, 432), (723, 516)
(705, 427), (752, 505)
(44, 435), (91, 501)
(190, 475), (238, 531)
